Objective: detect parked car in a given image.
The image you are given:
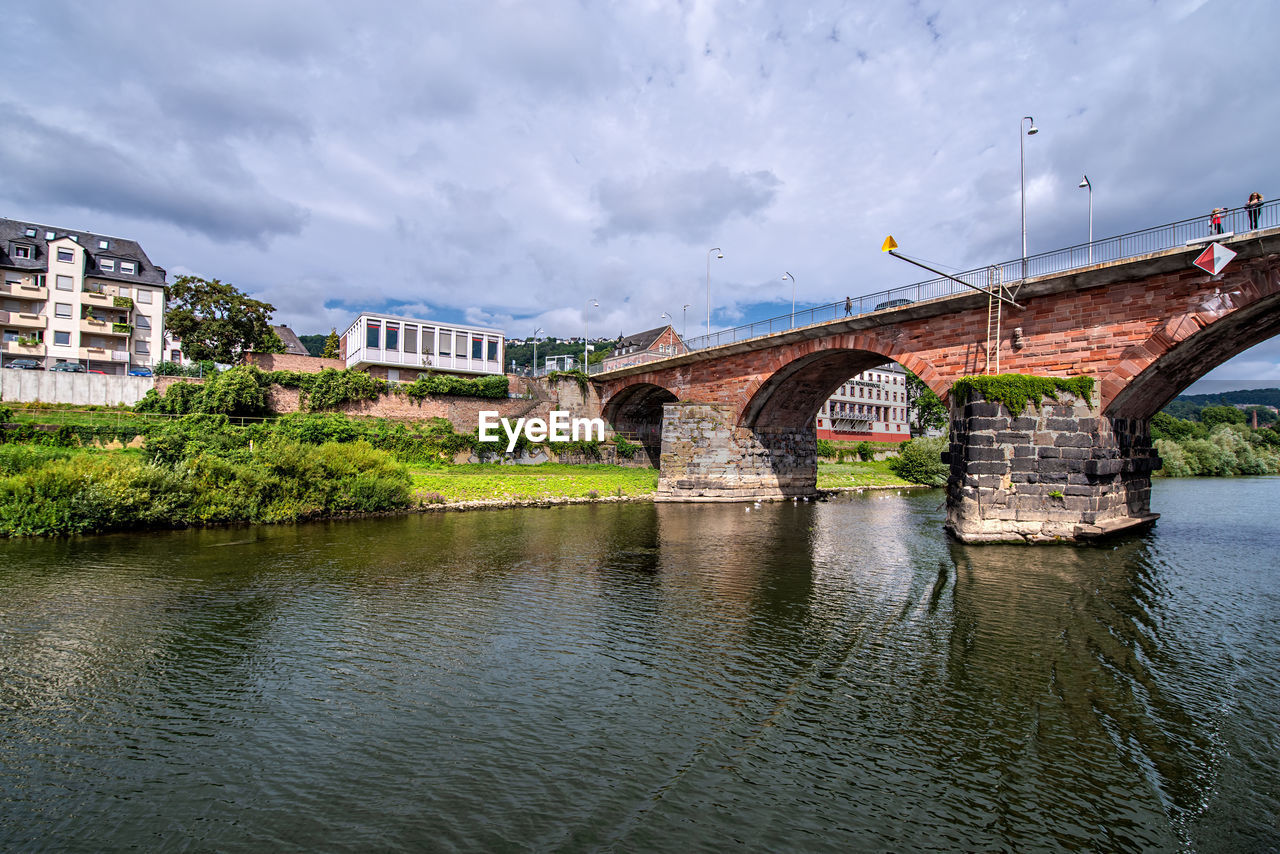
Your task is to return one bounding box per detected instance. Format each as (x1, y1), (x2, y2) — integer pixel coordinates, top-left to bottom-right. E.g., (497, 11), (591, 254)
(49, 361), (86, 373)
(128, 367), (153, 377)
(4, 358), (43, 370)
(874, 298), (914, 311)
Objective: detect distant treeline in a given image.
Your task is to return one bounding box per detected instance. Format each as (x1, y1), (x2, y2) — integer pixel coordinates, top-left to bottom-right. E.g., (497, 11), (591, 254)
(1164, 388), (1279, 423)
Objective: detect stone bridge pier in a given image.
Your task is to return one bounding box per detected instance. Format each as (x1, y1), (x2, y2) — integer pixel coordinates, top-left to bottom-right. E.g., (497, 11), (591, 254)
(943, 390), (1160, 542)
(655, 403), (817, 501)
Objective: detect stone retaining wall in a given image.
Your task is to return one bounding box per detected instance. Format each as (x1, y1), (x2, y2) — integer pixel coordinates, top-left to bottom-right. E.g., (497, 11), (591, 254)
(656, 402), (816, 501)
(944, 391), (1160, 542)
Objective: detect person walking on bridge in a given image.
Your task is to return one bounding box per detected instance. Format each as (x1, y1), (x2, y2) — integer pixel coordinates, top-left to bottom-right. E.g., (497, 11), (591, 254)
(844, 296), (853, 316)
(1246, 192), (1264, 230)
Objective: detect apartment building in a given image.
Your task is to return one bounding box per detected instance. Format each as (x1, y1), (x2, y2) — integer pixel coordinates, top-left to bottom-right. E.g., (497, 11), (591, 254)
(815, 362), (910, 443)
(0, 218), (166, 373)
(341, 311), (505, 381)
(599, 324), (685, 371)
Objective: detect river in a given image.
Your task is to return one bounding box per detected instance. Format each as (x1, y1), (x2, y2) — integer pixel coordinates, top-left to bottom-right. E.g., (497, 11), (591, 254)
(1, 478), (1277, 852)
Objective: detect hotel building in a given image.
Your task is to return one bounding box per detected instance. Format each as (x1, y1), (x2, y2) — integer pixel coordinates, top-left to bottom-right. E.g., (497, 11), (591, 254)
(815, 362), (910, 443)
(0, 218), (166, 373)
(341, 312), (505, 381)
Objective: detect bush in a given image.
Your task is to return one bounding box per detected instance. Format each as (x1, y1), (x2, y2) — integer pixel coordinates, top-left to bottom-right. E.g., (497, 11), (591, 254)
(1153, 439), (1194, 477)
(855, 441), (874, 462)
(888, 436), (948, 486)
(614, 436), (641, 460)
(816, 439), (836, 459)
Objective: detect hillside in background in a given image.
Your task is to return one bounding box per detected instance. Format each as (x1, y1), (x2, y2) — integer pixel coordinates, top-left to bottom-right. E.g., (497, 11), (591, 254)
(1165, 388), (1280, 422)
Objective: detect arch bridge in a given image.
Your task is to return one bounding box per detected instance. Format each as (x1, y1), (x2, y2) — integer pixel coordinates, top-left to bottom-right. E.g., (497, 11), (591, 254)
(595, 225), (1280, 542)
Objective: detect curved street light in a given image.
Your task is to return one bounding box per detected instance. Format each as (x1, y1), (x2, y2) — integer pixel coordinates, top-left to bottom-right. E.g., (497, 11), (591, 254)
(1078, 174), (1093, 263)
(782, 271), (796, 327)
(584, 300), (598, 370)
(706, 247), (723, 338)
(1020, 115), (1038, 278)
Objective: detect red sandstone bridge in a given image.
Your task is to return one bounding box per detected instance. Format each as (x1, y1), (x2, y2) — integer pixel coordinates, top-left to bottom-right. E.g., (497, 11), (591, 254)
(591, 202), (1280, 542)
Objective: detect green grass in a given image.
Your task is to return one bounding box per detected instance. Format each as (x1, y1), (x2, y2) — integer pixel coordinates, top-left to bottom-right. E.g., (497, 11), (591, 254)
(409, 463), (658, 503)
(816, 459), (915, 489)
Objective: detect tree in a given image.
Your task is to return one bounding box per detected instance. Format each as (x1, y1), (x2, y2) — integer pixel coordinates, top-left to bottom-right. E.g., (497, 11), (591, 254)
(905, 369), (948, 437)
(165, 275), (284, 364)
(1200, 404), (1246, 428)
(321, 328), (341, 359)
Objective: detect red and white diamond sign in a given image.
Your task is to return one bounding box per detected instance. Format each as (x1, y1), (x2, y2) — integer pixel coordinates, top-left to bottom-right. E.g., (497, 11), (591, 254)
(1193, 242), (1237, 276)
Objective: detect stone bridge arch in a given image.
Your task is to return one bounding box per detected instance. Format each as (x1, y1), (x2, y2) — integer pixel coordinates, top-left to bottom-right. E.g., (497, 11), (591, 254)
(1104, 257), (1280, 420)
(600, 381), (679, 464)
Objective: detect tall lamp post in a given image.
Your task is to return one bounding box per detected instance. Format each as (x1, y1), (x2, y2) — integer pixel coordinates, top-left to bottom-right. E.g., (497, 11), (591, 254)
(583, 300), (598, 370)
(782, 271), (796, 327)
(682, 304), (691, 342)
(706, 247), (723, 338)
(1020, 115), (1039, 279)
(1078, 174), (1093, 264)
(531, 327), (543, 376)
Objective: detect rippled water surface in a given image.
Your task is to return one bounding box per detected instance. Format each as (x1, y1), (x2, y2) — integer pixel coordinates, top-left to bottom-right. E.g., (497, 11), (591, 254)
(2, 478), (1278, 852)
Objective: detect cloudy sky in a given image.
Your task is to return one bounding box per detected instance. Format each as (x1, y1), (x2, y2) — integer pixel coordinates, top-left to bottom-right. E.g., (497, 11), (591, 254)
(3, 0), (1277, 389)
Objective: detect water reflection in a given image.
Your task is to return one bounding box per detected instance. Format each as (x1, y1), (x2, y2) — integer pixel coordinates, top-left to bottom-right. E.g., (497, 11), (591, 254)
(0, 481), (1277, 851)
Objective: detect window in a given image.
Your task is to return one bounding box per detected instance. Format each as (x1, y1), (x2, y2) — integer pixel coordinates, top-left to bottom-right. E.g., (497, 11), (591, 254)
(54, 330), (70, 346)
(2, 330), (16, 343)
(135, 341), (149, 355)
(471, 336), (483, 360)
(366, 320), (380, 349)
(35, 275), (44, 287)
(13, 244), (31, 259)
(44, 231), (55, 240)
(385, 323), (399, 351)
(55, 275), (73, 291)
(439, 331), (452, 356)
(100, 258), (115, 272)
(170, 349), (181, 361)
(24, 228), (36, 238)
(98, 240), (109, 249)
(136, 288), (151, 303)
(135, 314), (150, 329)
(487, 339), (498, 361)
(69, 235), (78, 242)
(57, 248), (74, 263)
(55, 303), (72, 318)
(404, 325), (417, 353)
(119, 261), (136, 275)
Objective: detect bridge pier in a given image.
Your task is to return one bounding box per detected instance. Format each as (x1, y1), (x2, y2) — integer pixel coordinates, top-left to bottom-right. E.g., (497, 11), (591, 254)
(655, 403), (817, 501)
(944, 391), (1161, 543)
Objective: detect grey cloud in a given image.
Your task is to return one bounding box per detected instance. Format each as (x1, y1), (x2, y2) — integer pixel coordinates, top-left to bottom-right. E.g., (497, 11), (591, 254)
(0, 103), (306, 245)
(593, 165), (781, 243)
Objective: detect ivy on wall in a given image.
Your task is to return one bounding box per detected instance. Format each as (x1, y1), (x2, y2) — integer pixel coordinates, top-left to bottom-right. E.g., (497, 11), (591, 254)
(950, 374), (1095, 415)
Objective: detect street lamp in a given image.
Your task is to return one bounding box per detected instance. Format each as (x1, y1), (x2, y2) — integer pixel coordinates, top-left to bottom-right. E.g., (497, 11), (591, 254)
(706, 247), (723, 338)
(1078, 174), (1093, 264)
(584, 300), (598, 370)
(682, 304), (691, 341)
(782, 271), (796, 328)
(531, 327), (543, 376)
(1020, 115), (1038, 279)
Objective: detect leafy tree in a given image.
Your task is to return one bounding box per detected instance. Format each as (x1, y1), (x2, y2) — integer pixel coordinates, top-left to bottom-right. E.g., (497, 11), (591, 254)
(888, 436), (948, 486)
(905, 370), (948, 437)
(1200, 405), (1246, 428)
(321, 328), (341, 359)
(1150, 411), (1196, 441)
(165, 275), (284, 364)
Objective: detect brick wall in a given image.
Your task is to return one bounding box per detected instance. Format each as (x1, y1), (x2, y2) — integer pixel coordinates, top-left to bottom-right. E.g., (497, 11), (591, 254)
(243, 353), (345, 372)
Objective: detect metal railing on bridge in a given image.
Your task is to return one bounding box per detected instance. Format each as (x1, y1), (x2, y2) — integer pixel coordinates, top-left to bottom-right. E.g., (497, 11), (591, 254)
(588, 198), (1278, 374)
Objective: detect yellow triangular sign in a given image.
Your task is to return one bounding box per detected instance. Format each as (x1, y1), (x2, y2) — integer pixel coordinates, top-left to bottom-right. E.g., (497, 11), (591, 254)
(881, 235), (898, 252)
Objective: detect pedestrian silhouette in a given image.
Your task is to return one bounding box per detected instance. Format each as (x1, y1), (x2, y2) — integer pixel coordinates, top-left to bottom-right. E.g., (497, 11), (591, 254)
(844, 296), (853, 316)
(1246, 192), (1263, 230)
(1210, 207), (1227, 235)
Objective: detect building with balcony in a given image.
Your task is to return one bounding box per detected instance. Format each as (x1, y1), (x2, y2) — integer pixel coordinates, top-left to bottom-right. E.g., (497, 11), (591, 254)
(340, 312), (504, 381)
(815, 362), (910, 443)
(1, 218), (166, 373)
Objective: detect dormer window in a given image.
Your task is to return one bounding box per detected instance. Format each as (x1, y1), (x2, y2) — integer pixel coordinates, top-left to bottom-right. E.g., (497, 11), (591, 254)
(100, 258), (115, 272)
(24, 228), (36, 238)
(120, 260), (136, 275)
(44, 231), (55, 240)
(56, 248), (74, 263)
(12, 244), (31, 259)
(98, 239), (109, 249)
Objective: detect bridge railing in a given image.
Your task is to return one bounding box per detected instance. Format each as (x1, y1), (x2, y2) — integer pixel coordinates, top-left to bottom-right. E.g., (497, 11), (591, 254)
(588, 197), (1278, 374)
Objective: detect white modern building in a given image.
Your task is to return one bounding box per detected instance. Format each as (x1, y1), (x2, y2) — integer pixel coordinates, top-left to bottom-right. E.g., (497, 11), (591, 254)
(815, 362), (910, 443)
(1, 218), (167, 374)
(341, 312), (505, 381)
